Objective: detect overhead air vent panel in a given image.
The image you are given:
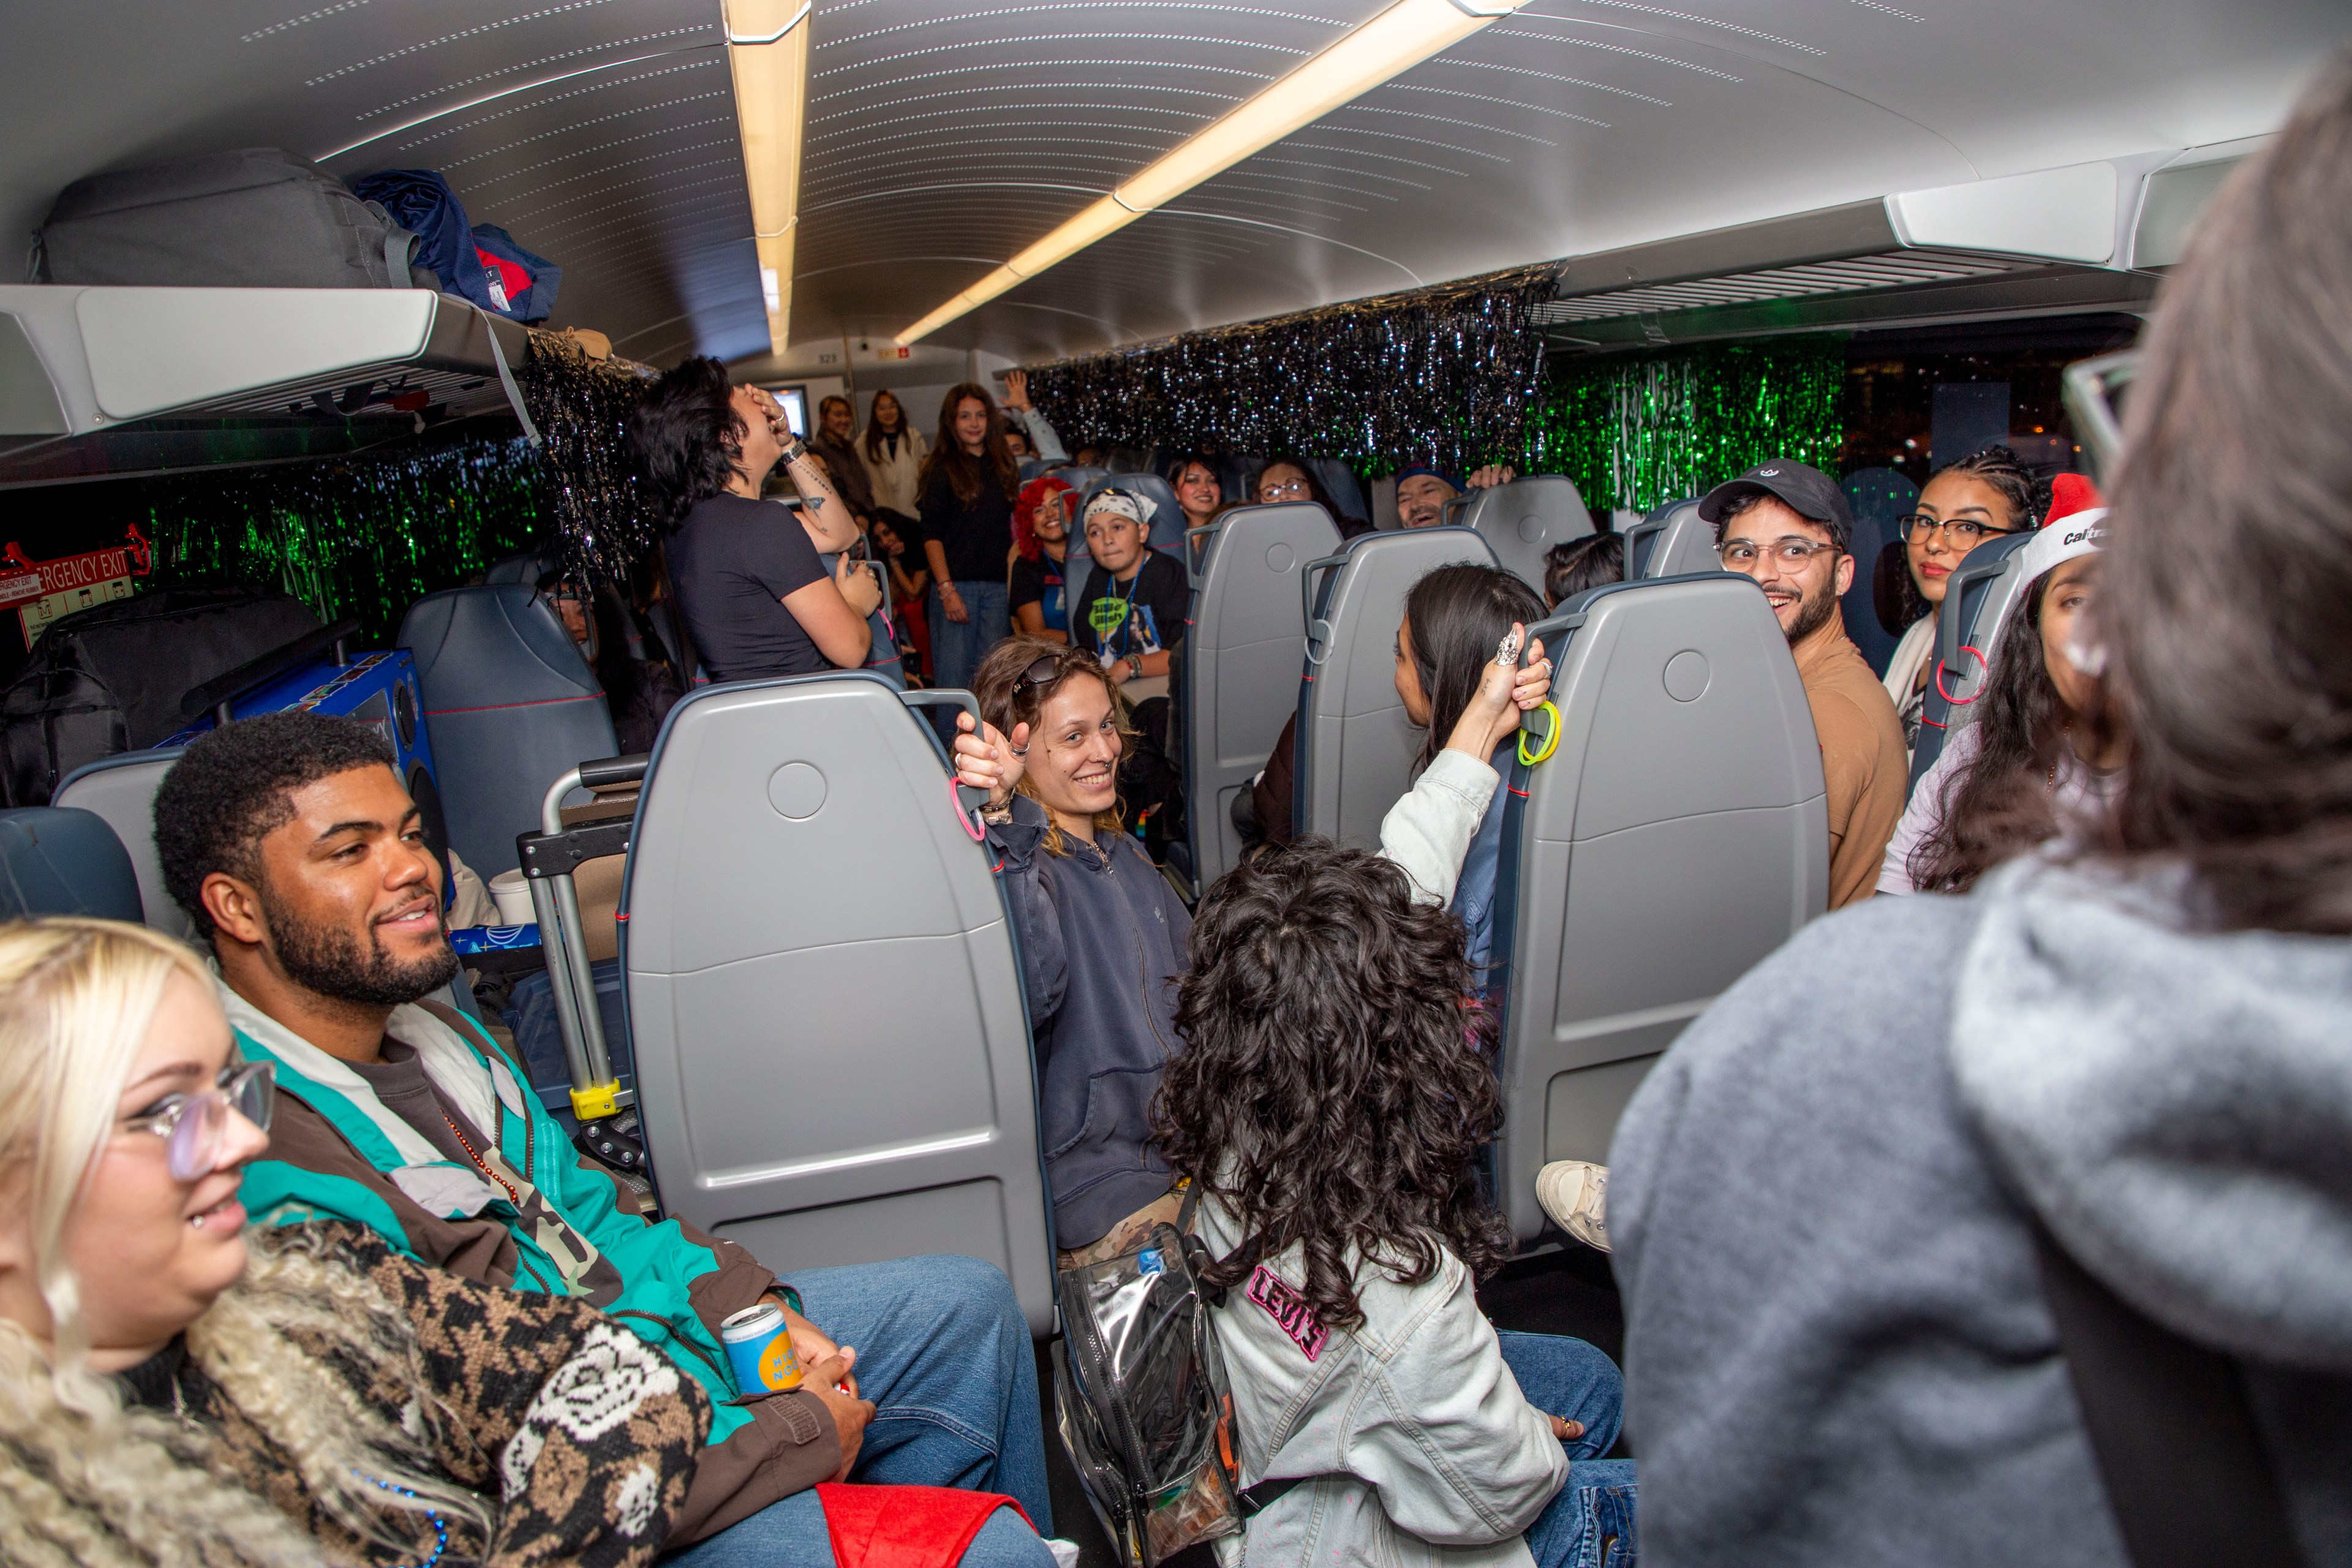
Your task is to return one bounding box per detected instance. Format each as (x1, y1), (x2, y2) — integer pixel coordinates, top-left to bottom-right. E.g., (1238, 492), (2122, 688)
(1540, 175), (2161, 352)
(1534, 250), (2022, 323)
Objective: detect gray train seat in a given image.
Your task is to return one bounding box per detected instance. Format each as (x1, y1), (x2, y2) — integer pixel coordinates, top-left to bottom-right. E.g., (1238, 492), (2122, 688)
(0, 805), (143, 921)
(1628, 499), (1721, 578)
(53, 748), (187, 937)
(1049, 463), (1110, 494)
(1909, 527), (2038, 790)
(1295, 526), (1500, 851)
(620, 674), (1055, 1335)
(398, 585), (617, 880)
(1493, 574), (1828, 1243)
(1458, 476), (1596, 592)
(1181, 502), (1342, 891)
(484, 545), (560, 586)
(1623, 499), (1720, 579)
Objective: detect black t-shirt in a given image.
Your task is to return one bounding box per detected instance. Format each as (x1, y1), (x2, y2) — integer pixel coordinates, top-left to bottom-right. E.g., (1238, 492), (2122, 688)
(1072, 549), (1189, 665)
(665, 493), (831, 680)
(917, 467), (1016, 585)
(1008, 551), (1068, 633)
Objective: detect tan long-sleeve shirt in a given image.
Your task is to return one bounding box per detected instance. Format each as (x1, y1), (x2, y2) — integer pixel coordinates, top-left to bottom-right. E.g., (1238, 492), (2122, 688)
(1795, 618), (1910, 908)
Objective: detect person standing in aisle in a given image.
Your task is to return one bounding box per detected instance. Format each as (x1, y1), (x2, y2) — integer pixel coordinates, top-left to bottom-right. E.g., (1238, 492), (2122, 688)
(860, 388), (929, 530)
(916, 383), (1022, 690)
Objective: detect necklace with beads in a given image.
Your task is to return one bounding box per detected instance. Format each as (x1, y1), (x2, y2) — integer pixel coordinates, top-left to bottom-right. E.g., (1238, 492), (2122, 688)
(171, 1355), (451, 1567)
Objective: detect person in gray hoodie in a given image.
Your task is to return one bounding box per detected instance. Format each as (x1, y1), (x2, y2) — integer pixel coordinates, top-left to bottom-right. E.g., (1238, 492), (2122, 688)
(1608, 59), (2352, 1567)
(953, 638), (1192, 1263)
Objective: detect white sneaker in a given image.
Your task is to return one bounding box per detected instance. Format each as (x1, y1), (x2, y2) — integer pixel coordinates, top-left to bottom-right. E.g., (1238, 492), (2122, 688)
(1536, 1161), (1611, 1253)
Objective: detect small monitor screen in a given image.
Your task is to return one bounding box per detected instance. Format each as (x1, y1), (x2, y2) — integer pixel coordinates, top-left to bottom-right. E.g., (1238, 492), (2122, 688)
(763, 384), (809, 437)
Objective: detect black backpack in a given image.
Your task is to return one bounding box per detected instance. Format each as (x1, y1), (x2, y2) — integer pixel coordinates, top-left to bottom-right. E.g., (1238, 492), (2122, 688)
(0, 586), (322, 805)
(34, 148), (426, 290)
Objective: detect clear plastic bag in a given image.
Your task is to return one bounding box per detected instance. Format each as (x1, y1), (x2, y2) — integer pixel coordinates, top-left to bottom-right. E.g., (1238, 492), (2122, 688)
(1053, 1223), (1243, 1566)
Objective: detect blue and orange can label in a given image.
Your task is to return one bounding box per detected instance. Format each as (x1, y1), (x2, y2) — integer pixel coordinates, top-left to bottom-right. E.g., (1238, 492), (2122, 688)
(719, 1301), (803, 1393)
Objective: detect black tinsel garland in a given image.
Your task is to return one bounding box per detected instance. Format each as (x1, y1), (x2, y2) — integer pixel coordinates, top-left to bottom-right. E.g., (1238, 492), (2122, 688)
(519, 330), (658, 587)
(1020, 263), (1558, 475)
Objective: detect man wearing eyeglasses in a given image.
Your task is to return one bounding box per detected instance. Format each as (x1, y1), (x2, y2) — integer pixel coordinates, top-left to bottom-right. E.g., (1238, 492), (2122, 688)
(1701, 461), (1908, 909)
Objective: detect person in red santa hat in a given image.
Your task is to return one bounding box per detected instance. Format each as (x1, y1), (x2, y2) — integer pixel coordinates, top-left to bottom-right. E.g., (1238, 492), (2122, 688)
(1877, 473), (2120, 894)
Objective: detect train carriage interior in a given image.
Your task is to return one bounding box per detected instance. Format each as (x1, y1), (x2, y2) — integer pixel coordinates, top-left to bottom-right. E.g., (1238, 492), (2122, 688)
(0, 0), (2346, 1564)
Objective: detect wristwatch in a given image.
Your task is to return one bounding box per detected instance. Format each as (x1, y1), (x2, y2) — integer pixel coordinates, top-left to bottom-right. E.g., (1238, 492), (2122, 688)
(778, 432), (807, 464)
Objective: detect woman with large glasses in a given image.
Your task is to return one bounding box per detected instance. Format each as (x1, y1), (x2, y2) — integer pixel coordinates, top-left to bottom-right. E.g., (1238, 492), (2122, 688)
(0, 918), (707, 1566)
(1880, 446), (2040, 760)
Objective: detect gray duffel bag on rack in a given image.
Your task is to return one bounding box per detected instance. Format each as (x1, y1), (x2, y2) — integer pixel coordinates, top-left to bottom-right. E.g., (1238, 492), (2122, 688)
(32, 148), (428, 289)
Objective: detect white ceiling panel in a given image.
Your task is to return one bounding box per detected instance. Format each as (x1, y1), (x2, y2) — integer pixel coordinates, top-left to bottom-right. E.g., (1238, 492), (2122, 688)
(0, 0), (2343, 376)
(0, 0), (765, 364)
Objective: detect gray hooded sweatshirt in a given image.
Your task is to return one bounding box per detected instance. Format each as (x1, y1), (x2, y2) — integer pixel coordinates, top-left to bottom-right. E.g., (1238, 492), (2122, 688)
(1610, 859), (2352, 1565)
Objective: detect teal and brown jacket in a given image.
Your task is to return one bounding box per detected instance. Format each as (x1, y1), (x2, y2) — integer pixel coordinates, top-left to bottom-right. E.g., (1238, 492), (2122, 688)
(227, 986), (838, 1544)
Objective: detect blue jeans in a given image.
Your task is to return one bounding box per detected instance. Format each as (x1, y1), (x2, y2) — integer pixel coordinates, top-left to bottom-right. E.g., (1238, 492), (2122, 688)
(929, 579), (1011, 691)
(1499, 1330), (1640, 1568)
(663, 1253), (1054, 1564)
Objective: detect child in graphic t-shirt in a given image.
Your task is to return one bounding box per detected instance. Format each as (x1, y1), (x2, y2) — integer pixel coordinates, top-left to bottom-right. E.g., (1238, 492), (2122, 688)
(1072, 488), (1191, 855)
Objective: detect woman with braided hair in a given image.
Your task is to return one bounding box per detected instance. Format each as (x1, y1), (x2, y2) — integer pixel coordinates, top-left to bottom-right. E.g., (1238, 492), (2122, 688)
(1880, 445), (2043, 760)
(0, 918), (707, 1567)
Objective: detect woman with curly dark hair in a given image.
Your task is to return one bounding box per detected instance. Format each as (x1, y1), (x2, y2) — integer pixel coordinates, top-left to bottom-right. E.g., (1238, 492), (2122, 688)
(1150, 837), (1635, 1567)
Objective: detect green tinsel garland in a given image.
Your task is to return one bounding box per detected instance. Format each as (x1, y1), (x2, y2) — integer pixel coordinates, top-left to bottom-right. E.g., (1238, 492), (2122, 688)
(1519, 337), (1848, 515)
(1023, 263), (1559, 475)
(144, 434), (547, 644)
(121, 331), (657, 646)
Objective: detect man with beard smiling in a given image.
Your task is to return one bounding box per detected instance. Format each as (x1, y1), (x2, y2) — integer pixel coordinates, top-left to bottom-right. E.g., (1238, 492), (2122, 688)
(150, 712), (1058, 1562)
(1702, 461), (1907, 909)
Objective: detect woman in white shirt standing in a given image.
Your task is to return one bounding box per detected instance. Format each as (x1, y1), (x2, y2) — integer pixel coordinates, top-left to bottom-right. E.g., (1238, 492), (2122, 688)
(859, 387), (929, 526)
(1154, 837), (1637, 1568)
(1880, 446), (2040, 760)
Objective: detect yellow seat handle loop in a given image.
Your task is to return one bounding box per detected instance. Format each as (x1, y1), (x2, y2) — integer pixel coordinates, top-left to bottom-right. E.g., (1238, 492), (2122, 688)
(1518, 701), (1562, 767)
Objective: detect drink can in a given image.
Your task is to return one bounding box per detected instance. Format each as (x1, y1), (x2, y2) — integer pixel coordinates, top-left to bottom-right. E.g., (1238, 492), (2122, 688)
(719, 1301), (802, 1393)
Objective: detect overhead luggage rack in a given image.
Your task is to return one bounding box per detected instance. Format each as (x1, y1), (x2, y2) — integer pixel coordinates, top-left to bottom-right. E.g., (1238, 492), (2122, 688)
(0, 285), (533, 486)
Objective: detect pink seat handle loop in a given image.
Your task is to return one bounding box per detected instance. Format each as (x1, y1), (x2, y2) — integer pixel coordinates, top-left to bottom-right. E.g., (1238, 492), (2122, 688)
(951, 775), (986, 842)
(1936, 644), (1989, 706)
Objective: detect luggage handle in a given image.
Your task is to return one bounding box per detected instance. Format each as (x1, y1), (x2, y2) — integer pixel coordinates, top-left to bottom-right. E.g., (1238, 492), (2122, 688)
(181, 617), (364, 724)
(576, 752), (649, 791)
(521, 764), (630, 1121)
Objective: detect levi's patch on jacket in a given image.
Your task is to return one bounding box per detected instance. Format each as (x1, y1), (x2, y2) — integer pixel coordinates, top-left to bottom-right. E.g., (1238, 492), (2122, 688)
(1248, 1264), (1327, 1362)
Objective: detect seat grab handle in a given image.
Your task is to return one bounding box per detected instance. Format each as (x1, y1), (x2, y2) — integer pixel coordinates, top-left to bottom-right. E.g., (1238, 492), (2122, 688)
(899, 688), (992, 823)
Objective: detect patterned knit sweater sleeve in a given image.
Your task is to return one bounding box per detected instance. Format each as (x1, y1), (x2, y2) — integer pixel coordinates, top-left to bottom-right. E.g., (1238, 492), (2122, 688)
(286, 1221), (712, 1567)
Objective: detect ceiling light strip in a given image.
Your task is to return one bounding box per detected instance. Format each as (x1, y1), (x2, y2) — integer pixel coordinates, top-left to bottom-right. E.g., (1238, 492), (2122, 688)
(726, 0), (813, 354)
(895, 0), (1531, 345)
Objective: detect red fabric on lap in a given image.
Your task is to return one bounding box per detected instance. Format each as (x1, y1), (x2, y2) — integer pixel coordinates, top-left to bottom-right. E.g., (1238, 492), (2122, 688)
(816, 1482), (1033, 1568)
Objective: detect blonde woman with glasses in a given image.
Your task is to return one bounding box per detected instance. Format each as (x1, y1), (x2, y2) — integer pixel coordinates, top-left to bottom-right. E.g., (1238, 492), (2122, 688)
(0, 917), (707, 1568)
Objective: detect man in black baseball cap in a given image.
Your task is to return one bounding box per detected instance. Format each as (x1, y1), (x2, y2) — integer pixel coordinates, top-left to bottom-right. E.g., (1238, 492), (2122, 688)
(1700, 458), (1904, 910)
